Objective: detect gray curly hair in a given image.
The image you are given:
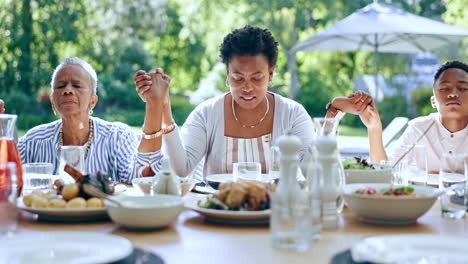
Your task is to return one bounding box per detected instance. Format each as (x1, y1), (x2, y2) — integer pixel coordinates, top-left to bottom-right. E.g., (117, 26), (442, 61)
(50, 57), (98, 95)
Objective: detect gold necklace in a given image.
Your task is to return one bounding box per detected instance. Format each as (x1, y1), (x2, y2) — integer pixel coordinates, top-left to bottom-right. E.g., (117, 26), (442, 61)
(59, 119), (93, 159)
(232, 94), (269, 128)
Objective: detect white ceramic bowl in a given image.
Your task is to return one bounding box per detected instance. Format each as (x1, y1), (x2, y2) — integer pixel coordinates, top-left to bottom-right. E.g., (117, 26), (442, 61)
(132, 176), (196, 196)
(344, 166), (393, 184)
(106, 194), (183, 229)
(206, 173), (277, 189)
(343, 183), (439, 225)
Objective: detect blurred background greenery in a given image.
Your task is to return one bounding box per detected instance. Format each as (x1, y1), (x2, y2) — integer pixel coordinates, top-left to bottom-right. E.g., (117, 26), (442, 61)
(1, 0), (467, 135)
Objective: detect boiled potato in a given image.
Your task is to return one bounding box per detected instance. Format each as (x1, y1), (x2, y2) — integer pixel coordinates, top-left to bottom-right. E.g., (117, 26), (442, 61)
(48, 198), (67, 208)
(66, 197), (86, 208)
(86, 197), (104, 208)
(31, 190), (46, 198)
(45, 190), (59, 200)
(31, 195), (48, 208)
(23, 194), (39, 207)
(62, 184), (79, 201)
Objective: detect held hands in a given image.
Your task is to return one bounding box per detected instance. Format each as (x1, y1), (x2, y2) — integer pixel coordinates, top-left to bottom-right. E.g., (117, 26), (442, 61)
(331, 90), (374, 115)
(134, 68), (171, 104)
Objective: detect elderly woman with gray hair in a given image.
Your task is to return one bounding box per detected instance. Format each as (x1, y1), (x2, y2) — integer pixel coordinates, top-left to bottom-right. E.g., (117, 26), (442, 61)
(14, 57), (165, 183)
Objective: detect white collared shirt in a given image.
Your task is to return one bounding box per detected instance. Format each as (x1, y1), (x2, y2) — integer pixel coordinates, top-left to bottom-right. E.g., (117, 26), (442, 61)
(388, 113), (468, 173)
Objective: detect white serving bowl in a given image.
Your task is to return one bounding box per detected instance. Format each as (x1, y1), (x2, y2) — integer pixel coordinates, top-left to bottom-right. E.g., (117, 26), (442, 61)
(343, 183), (439, 225)
(132, 176), (196, 196)
(344, 166), (393, 184)
(106, 194), (183, 229)
(206, 173), (277, 189)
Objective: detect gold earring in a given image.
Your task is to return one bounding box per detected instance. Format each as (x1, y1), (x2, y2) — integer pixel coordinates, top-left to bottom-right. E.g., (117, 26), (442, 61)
(225, 77), (229, 87)
(89, 109), (93, 115)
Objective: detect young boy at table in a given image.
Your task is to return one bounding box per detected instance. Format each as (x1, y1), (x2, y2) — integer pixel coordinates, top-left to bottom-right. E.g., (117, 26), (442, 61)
(358, 60), (468, 173)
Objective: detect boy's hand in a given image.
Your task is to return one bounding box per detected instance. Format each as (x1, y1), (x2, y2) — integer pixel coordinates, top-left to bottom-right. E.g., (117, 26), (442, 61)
(359, 104), (382, 130)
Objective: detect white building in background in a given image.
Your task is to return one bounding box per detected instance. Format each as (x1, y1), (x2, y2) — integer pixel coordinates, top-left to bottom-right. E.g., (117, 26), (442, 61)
(353, 53), (440, 104)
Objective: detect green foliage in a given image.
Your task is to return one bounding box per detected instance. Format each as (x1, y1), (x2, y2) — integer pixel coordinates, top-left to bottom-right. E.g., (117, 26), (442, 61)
(1, 0), (465, 133)
(411, 87), (437, 116)
(378, 95), (409, 127)
(171, 95), (196, 125)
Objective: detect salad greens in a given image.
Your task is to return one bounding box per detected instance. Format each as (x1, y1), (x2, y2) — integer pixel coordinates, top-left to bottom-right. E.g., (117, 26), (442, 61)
(343, 157), (375, 170)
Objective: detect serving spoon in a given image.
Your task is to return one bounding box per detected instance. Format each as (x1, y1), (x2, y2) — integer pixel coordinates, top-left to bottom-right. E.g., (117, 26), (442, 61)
(82, 184), (124, 207)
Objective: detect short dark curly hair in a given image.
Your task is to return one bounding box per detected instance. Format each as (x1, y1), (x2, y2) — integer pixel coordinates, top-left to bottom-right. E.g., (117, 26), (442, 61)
(433, 60), (468, 86)
(219, 25), (278, 67)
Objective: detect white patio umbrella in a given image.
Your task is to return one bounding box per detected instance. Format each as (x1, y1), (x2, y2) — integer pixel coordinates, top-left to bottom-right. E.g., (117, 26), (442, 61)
(291, 1), (468, 97)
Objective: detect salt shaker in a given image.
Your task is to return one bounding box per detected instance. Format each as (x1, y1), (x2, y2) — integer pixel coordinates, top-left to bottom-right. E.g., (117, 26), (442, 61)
(153, 158), (181, 196)
(271, 132), (311, 251)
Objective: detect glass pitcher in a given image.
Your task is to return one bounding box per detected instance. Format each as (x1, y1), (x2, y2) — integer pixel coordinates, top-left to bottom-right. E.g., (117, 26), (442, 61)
(0, 114), (23, 196)
(313, 118), (345, 227)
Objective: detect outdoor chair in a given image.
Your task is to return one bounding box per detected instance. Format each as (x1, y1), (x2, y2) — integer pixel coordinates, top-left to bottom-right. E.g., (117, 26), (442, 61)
(339, 116), (409, 159)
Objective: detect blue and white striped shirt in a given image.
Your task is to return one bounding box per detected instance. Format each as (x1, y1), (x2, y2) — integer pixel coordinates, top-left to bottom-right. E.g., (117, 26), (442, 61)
(18, 117), (162, 184)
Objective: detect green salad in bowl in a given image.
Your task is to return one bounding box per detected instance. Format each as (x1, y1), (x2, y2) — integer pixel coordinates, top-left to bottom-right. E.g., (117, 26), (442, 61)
(343, 157), (393, 184)
(343, 157), (378, 170)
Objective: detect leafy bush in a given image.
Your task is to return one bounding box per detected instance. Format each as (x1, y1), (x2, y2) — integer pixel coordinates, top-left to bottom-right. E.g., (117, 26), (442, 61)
(411, 87), (437, 116)
(1, 90), (56, 130)
(377, 95), (409, 127)
(171, 95), (196, 125)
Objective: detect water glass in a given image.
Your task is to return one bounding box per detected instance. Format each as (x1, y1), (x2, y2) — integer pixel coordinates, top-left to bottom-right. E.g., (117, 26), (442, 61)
(269, 146), (280, 180)
(0, 162), (17, 236)
(58, 146), (86, 183)
(380, 160), (406, 185)
(22, 163), (54, 195)
(401, 145), (427, 185)
(233, 162), (261, 181)
(439, 153), (466, 219)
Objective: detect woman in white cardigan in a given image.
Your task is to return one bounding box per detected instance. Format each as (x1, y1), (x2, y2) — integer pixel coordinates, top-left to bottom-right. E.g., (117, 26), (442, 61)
(135, 26), (316, 179)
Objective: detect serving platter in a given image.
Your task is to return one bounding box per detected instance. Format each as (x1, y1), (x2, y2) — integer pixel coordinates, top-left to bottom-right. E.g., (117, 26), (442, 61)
(17, 201), (108, 221)
(185, 194), (270, 225)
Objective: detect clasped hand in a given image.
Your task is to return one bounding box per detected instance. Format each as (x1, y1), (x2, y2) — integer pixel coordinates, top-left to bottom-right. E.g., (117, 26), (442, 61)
(134, 68), (171, 104)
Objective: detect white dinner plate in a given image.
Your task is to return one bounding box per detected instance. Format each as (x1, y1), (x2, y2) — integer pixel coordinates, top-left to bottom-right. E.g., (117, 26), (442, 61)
(185, 194), (270, 225)
(0, 231), (133, 264)
(18, 200), (108, 221)
(351, 234), (468, 263)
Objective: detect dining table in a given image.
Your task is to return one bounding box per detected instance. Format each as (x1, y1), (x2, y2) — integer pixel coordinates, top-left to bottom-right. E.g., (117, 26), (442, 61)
(16, 191), (468, 264)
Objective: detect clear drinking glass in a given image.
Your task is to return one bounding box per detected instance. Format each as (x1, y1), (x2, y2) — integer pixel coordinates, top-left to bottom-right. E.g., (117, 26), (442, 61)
(0, 162), (17, 236)
(233, 162), (261, 181)
(381, 159), (408, 186)
(269, 146), (280, 180)
(58, 145), (86, 183)
(400, 144), (427, 185)
(439, 153), (466, 219)
(22, 163), (54, 195)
